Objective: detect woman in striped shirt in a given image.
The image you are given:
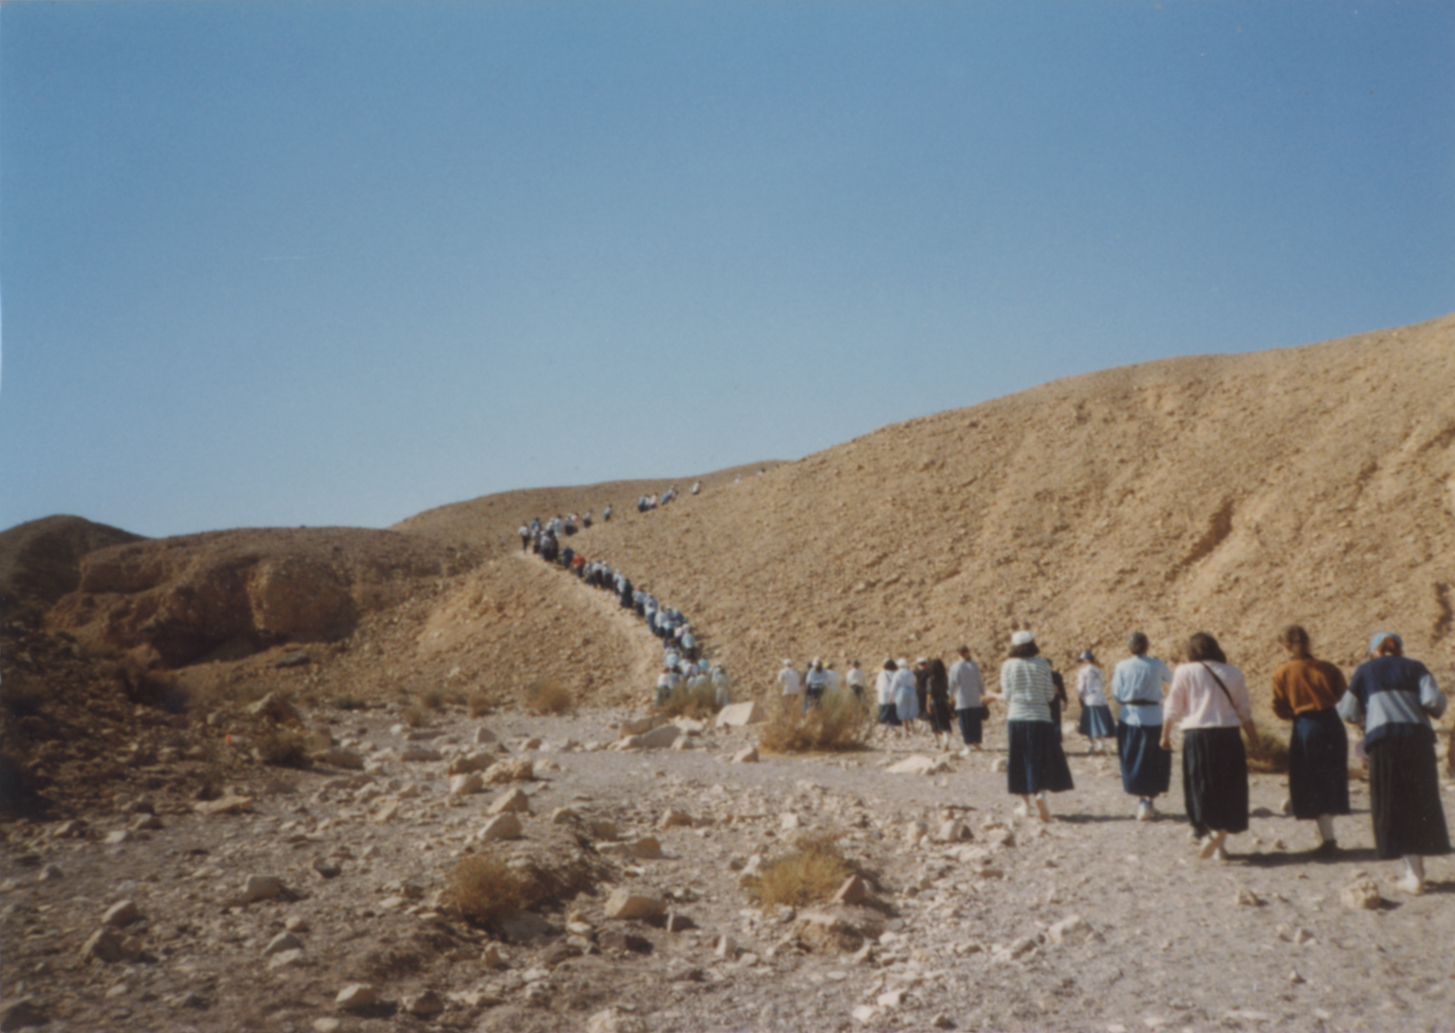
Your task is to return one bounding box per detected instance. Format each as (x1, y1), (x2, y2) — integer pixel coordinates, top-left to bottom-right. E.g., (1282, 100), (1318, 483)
(996, 631), (1074, 821)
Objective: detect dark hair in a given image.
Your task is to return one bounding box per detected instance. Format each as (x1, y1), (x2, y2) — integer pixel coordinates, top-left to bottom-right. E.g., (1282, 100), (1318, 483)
(1280, 624), (1312, 659)
(1127, 632), (1149, 656)
(1375, 635), (1403, 657)
(883, 659), (897, 671)
(1186, 632), (1226, 664)
(1008, 642), (1040, 659)
(958, 645), (971, 656)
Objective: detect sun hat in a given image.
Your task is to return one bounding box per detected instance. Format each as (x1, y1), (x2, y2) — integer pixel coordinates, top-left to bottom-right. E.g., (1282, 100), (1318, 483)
(1079, 651), (1095, 662)
(1011, 631), (1035, 647)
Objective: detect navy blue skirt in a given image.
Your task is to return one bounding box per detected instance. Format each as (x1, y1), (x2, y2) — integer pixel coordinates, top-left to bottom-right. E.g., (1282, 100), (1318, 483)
(1182, 726), (1249, 835)
(877, 703), (901, 726)
(1007, 720), (1074, 795)
(956, 708), (983, 745)
(1287, 708), (1350, 820)
(1079, 705), (1116, 739)
(1368, 725), (1451, 859)
(1117, 721), (1171, 797)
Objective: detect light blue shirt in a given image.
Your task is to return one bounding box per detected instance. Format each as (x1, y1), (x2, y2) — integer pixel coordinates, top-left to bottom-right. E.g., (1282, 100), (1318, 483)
(1111, 655), (1173, 726)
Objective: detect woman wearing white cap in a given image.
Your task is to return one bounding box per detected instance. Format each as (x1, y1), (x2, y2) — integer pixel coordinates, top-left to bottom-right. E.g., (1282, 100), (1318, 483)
(892, 658), (919, 736)
(997, 631), (1074, 820)
(874, 659), (900, 730)
(1337, 631), (1450, 894)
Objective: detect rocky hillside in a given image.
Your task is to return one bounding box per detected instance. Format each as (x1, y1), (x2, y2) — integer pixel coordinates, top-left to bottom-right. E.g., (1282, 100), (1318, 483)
(406, 313), (1455, 709)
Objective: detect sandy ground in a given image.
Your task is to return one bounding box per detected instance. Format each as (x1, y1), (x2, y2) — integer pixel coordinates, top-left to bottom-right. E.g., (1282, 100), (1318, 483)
(4, 700), (1453, 1033)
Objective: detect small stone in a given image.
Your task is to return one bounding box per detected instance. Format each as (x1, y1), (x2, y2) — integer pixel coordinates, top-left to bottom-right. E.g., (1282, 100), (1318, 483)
(1288, 969), (1305, 985)
(1341, 875), (1383, 910)
(1046, 915), (1093, 944)
(589, 818), (621, 840)
(886, 755), (949, 775)
(314, 747), (364, 770)
(731, 746), (759, 764)
(990, 758), (1008, 773)
(586, 1006), (648, 1033)
(264, 931), (303, 957)
(0, 997), (47, 1030)
(1293, 927), (1314, 945)
(659, 807), (694, 829)
(371, 798), (402, 824)
(247, 692), (302, 722)
(335, 983), (378, 1012)
(482, 758), (534, 785)
(103, 901), (141, 927)
(241, 875), (284, 903)
(104, 830), (134, 845)
(781, 813), (801, 831)
(449, 772), (484, 796)
(404, 989), (445, 1017)
(194, 794), (254, 816)
(36, 864), (63, 883)
(488, 787), (533, 815)
(81, 927), (140, 964)
(268, 948), (306, 969)
(715, 934), (737, 958)
(665, 911), (696, 932)
(552, 807), (579, 824)
(313, 1020), (342, 1033)
(715, 701), (765, 726)
(481, 943), (507, 969)
(129, 813), (163, 831)
(474, 726), (499, 744)
(877, 988), (906, 1008)
(479, 813), (523, 842)
(852, 1004), (879, 1024)
(313, 860), (342, 879)
(833, 874), (870, 906)
(603, 889), (666, 920)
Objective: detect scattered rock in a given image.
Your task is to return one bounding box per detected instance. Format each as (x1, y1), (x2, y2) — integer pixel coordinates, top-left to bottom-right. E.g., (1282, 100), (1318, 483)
(82, 927), (141, 964)
(194, 794), (254, 816)
(247, 692), (302, 723)
(103, 900), (141, 927)
(240, 875), (284, 903)
(264, 931), (303, 957)
(1046, 915), (1095, 944)
(886, 754), (950, 775)
(335, 983), (378, 1012)
(483, 758), (535, 785)
(659, 807), (694, 828)
(1341, 875), (1383, 910)
(488, 787), (533, 815)
(0, 997), (48, 1030)
(604, 889), (667, 920)
(403, 990), (445, 1017)
(268, 948), (306, 970)
(619, 715), (669, 736)
(449, 772), (484, 796)
(791, 906), (886, 953)
(481, 943), (507, 969)
(587, 1006), (648, 1033)
(446, 753), (492, 775)
(479, 813), (524, 842)
(731, 746), (760, 764)
(1235, 887), (1263, 907)
(314, 747), (364, 770)
(399, 744), (443, 763)
(274, 651), (312, 668)
(715, 701), (765, 727)
(833, 874), (871, 906)
(596, 836), (663, 860)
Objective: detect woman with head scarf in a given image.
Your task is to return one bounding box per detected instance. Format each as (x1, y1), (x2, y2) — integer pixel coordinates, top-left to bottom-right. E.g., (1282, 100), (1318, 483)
(1161, 632), (1260, 861)
(996, 632), (1074, 820)
(893, 659), (919, 736)
(1076, 651), (1115, 754)
(1337, 632), (1450, 895)
(1270, 625), (1350, 856)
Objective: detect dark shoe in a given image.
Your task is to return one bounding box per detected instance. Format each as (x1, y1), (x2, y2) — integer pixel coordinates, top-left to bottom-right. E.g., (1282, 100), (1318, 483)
(1310, 840), (1339, 859)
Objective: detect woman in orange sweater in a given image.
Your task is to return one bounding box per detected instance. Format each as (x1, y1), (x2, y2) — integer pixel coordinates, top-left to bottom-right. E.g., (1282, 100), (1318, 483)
(1270, 625), (1350, 856)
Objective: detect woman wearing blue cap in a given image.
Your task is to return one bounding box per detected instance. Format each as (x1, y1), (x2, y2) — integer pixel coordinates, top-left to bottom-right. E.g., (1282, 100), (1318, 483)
(1337, 631), (1450, 895)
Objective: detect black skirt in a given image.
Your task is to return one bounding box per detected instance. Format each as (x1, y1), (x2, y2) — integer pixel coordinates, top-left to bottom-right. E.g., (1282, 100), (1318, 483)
(956, 707), (983, 745)
(1287, 708), (1350, 820)
(1182, 726), (1249, 835)
(1117, 722), (1171, 798)
(928, 696), (954, 734)
(1368, 725), (1451, 859)
(1007, 720), (1074, 795)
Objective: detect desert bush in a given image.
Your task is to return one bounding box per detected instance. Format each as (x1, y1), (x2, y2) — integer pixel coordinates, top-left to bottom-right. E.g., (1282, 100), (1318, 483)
(748, 833), (855, 908)
(254, 728), (312, 769)
(420, 688), (446, 711)
(400, 705), (427, 728)
(467, 690), (492, 718)
(758, 692), (872, 754)
(525, 679), (573, 716)
(656, 681), (717, 719)
(334, 696), (365, 711)
(1245, 724), (1290, 774)
(446, 854), (528, 928)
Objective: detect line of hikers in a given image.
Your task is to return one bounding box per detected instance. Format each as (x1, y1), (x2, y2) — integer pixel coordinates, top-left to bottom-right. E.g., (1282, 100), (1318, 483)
(519, 518), (732, 711)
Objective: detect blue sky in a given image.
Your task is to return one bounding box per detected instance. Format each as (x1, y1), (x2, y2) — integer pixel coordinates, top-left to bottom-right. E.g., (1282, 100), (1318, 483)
(3, 1), (1452, 538)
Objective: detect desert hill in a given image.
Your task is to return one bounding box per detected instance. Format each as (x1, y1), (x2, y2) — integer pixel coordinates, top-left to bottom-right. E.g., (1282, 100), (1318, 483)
(5, 315), (1454, 817)
(407, 312), (1455, 709)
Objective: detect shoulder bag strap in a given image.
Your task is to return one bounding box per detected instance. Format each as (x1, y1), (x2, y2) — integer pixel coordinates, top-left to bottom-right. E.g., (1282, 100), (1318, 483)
(1200, 662), (1238, 710)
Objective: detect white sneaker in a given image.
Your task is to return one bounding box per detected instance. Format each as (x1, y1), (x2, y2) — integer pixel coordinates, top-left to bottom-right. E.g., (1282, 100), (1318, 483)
(1136, 800), (1153, 822)
(1395, 874), (1426, 896)
(1198, 832), (1227, 860)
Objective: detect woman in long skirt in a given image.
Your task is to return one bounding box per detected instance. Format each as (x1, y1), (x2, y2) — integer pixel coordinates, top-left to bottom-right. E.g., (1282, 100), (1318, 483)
(1270, 624), (1350, 856)
(874, 659), (901, 730)
(1337, 632), (1450, 895)
(950, 646), (987, 752)
(1111, 632), (1174, 821)
(1161, 632), (1261, 860)
(996, 631), (1073, 821)
(926, 657), (954, 748)
(893, 658), (919, 737)
(1076, 651), (1116, 754)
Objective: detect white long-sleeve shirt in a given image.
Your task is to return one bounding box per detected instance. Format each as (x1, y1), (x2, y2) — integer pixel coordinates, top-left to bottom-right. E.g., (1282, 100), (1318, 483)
(949, 658), (985, 709)
(875, 670), (896, 706)
(777, 666), (801, 696)
(1076, 665), (1107, 707)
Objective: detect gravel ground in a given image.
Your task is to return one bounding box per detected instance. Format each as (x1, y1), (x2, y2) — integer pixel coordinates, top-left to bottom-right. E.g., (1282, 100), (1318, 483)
(3, 704), (1454, 1033)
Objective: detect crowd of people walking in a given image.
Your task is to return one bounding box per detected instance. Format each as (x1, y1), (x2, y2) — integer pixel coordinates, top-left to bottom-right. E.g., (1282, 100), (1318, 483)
(513, 513), (1448, 897)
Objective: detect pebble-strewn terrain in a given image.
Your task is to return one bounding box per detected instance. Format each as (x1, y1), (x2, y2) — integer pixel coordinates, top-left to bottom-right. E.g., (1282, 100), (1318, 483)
(3, 697), (1454, 1033)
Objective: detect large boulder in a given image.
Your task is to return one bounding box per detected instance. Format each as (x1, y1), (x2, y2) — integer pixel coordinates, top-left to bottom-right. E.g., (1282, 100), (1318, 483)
(714, 701), (765, 727)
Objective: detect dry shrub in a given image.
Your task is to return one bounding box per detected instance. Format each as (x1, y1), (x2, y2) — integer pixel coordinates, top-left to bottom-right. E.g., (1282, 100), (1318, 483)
(1245, 724), (1290, 774)
(334, 696), (365, 711)
(446, 854), (528, 928)
(420, 688), (446, 711)
(467, 690), (492, 718)
(525, 679), (572, 716)
(254, 728), (312, 769)
(758, 693), (872, 754)
(749, 833), (855, 908)
(400, 705), (427, 728)
(656, 681), (717, 719)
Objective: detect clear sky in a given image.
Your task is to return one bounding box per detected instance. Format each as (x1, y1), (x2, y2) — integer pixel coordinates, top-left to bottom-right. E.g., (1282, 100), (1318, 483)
(3, 1), (1452, 538)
